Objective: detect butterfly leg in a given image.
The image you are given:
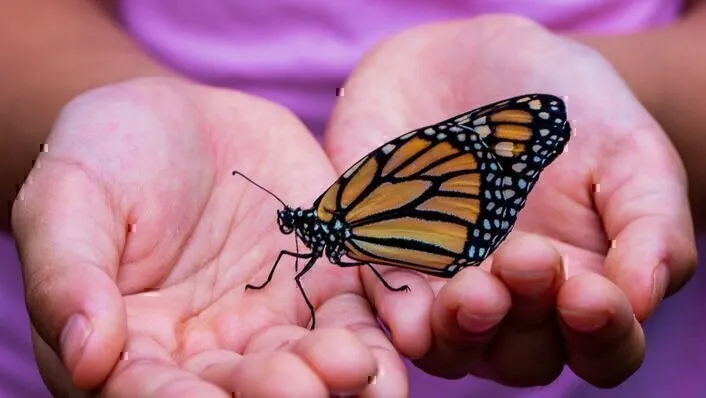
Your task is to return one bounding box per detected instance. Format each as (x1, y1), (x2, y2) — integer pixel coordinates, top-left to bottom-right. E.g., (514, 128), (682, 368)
(245, 250), (313, 291)
(294, 257), (319, 330)
(336, 260), (411, 293)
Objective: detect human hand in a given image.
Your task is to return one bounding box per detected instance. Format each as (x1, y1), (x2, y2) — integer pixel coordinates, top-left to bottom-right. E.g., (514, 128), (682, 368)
(323, 15), (697, 388)
(12, 77), (409, 396)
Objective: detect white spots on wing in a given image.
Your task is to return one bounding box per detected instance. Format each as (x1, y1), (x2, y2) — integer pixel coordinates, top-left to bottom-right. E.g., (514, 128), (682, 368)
(539, 112), (550, 120)
(494, 142), (515, 157)
(528, 99), (542, 110)
(516, 97), (531, 103)
(382, 143), (396, 154)
(483, 232), (491, 241)
(457, 133), (466, 142)
(540, 129), (550, 136)
(455, 114), (471, 124)
(503, 189), (516, 199)
(518, 178), (528, 189)
(343, 156), (367, 178)
(437, 133), (447, 140)
(449, 126), (463, 133)
(424, 128), (435, 135)
(468, 246), (476, 258)
(473, 116), (487, 126)
(483, 219), (491, 230)
(400, 131), (416, 140)
(474, 125), (492, 138)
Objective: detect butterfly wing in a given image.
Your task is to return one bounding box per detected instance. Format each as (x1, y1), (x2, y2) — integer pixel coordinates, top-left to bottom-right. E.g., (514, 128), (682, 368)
(313, 94), (571, 277)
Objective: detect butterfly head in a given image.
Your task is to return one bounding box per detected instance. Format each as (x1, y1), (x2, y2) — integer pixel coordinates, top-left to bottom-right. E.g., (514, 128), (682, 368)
(277, 207), (298, 235)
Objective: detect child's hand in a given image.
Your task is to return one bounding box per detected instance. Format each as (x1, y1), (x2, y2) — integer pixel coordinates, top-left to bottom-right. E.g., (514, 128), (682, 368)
(324, 15), (697, 388)
(13, 77), (408, 397)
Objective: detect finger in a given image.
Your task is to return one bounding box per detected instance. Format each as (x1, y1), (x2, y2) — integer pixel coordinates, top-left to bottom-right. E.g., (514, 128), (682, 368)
(481, 234), (565, 386)
(558, 273), (645, 388)
(232, 351), (329, 397)
(104, 335), (229, 397)
(596, 132), (697, 320)
(189, 350), (324, 397)
(290, 328), (378, 395)
(317, 293), (409, 397)
(360, 267), (434, 360)
(241, 323), (378, 395)
(414, 267), (511, 379)
(12, 166), (126, 390)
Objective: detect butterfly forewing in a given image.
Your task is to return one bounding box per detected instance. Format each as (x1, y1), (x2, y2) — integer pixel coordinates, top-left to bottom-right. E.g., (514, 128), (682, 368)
(312, 94), (571, 277)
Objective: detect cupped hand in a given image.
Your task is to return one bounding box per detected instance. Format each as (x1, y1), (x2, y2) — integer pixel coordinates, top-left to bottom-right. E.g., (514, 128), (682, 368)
(324, 15), (697, 388)
(12, 77), (408, 397)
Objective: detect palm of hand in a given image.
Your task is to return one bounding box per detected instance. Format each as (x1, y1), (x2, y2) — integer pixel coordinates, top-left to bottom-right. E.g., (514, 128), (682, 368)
(323, 16), (696, 386)
(19, 78), (403, 396)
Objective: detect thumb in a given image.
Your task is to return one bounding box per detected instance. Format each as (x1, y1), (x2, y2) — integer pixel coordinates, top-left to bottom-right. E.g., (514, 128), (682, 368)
(12, 164), (127, 390)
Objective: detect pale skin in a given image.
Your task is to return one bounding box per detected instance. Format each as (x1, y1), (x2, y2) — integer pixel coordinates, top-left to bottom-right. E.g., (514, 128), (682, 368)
(0, 1), (703, 396)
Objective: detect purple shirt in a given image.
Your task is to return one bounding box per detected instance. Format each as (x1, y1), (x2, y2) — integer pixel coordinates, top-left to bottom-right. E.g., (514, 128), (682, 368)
(118, 0), (681, 140)
(1, 1), (699, 397)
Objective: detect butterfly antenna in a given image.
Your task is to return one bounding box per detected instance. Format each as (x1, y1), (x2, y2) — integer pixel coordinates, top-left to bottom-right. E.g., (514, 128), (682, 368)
(232, 170), (287, 208)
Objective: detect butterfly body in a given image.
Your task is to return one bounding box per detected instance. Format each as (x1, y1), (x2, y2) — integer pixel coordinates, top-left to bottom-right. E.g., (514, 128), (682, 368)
(242, 93), (571, 329)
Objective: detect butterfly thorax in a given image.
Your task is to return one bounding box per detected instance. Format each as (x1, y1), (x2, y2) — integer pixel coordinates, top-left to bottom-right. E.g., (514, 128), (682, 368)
(278, 206), (350, 263)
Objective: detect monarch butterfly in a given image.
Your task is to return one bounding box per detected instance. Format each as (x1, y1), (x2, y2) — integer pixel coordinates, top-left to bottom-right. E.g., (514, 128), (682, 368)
(234, 93), (571, 329)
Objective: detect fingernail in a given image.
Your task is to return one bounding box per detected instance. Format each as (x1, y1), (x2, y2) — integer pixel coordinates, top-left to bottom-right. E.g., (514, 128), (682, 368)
(60, 314), (92, 373)
(457, 310), (503, 334)
(652, 263), (670, 308)
(559, 308), (608, 332)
